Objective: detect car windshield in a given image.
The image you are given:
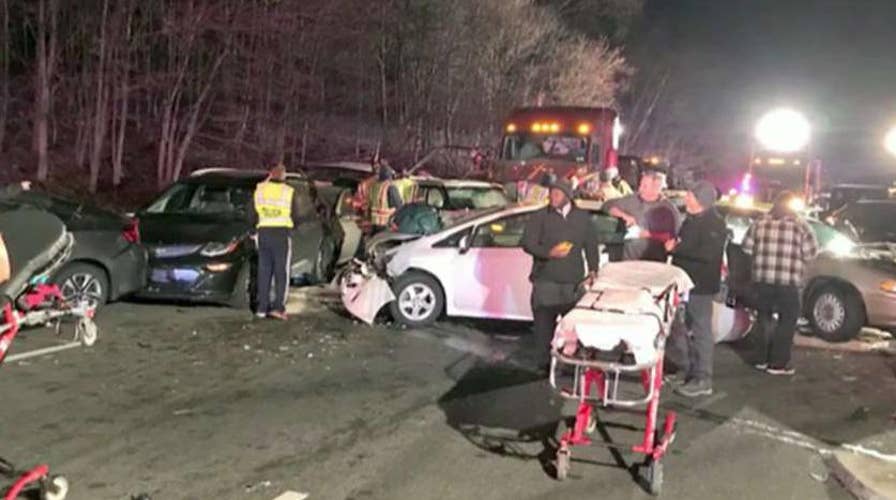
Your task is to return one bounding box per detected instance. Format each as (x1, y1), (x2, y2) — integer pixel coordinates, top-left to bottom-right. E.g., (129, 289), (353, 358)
(719, 205), (857, 255)
(440, 206), (508, 231)
(501, 133), (588, 162)
(145, 182), (253, 215)
(444, 187), (508, 210)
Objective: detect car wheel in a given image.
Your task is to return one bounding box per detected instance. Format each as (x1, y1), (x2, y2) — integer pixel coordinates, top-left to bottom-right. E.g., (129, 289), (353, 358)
(228, 262), (256, 310)
(312, 238), (337, 285)
(54, 263), (109, 309)
(389, 272), (445, 327)
(807, 285), (865, 342)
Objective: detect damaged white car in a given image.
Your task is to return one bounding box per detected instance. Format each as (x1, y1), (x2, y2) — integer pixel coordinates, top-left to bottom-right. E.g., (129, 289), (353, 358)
(339, 203), (626, 326)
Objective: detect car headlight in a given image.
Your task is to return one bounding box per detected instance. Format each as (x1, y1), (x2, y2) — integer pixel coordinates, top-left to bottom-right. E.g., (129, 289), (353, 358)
(200, 240), (239, 257)
(826, 235), (856, 257)
(880, 280), (896, 294)
(787, 197), (805, 212)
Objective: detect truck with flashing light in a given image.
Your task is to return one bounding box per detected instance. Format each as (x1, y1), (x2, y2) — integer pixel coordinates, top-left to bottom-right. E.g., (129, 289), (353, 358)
(737, 149), (821, 208)
(490, 106), (622, 186)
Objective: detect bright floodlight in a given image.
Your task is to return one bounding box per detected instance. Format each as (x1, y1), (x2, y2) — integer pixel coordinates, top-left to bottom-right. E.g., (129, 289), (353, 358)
(754, 108), (811, 153)
(884, 126), (896, 157)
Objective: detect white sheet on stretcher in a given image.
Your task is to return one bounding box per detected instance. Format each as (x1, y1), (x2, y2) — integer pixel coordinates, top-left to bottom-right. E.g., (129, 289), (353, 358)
(552, 262), (694, 365)
(587, 261), (694, 297)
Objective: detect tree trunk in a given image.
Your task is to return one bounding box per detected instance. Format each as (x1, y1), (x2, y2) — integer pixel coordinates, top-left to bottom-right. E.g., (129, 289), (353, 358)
(0, 0), (8, 152)
(89, 0), (111, 194)
(33, 0), (54, 181)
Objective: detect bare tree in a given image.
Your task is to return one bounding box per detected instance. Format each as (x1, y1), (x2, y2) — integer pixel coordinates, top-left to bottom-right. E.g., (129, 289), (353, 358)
(0, 0), (9, 152)
(33, 0), (59, 181)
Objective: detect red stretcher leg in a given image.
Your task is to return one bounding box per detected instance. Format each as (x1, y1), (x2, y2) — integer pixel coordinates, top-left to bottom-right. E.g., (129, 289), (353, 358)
(633, 358), (664, 455)
(4, 464), (48, 500)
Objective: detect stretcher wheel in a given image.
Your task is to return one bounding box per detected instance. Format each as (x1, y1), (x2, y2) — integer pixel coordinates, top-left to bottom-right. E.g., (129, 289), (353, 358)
(76, 318), (97, 347)
(644, 458), (663, 496)
(555, 448), (570, 481)
(42, 475), (69, 500)
(585, 413), (597, 435)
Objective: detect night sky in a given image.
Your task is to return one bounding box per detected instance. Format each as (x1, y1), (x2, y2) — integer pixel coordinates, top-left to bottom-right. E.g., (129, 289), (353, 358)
(633, 0), (896, 180)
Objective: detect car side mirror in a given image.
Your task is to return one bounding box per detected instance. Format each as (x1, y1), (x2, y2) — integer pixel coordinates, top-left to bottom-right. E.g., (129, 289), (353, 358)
(458, 234), (471, 254)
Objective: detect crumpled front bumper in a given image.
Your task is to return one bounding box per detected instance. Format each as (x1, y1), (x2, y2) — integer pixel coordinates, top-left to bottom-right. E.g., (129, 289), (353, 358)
(339, 260), (396, 325)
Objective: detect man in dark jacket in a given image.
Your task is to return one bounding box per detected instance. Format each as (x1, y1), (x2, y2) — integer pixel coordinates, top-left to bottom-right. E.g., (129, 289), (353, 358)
(665, 181), (727, 397)
(522, 180), (600, 372)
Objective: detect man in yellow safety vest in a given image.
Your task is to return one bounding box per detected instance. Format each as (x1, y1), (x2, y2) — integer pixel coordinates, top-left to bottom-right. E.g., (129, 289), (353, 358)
(522, 172), (555, 205)
(368, 165), (404, 233)
(251, 163), (303, 320)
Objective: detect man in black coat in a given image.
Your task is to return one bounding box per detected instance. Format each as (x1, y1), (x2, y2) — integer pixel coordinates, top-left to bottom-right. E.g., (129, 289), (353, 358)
(665, 181), (727, 397)
(521, 180), (600, 373)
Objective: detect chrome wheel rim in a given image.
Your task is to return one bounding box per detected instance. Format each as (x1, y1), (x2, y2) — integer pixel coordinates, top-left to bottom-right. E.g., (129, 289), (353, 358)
(813, 292), (845, 333)
(61, 273), (104, 308)
(397, 283), (436, 321)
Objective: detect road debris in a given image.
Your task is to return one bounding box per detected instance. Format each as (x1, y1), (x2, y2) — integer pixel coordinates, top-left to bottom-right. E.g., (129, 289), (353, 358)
(245, 480), (272, 492)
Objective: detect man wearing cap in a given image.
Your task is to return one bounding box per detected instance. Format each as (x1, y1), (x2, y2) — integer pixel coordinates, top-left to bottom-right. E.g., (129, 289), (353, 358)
(521, 180), (600, 373)
(665, 181), (727, 397)
(605, 168), (681, 261)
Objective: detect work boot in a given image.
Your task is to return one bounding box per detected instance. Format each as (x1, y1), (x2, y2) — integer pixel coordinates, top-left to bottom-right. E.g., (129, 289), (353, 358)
(675, 379), (713, 398)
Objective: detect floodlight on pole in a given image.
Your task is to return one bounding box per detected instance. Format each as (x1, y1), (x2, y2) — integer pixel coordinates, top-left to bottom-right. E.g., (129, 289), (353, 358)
(884, 126), (896, 158)
(754, 108), (811, 153)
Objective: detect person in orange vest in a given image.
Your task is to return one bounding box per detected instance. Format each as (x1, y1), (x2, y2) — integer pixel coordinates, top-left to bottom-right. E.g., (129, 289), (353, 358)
(250, 163), (304, 320)
(368, 165), (404, 233)
(353, 157), (384, 219)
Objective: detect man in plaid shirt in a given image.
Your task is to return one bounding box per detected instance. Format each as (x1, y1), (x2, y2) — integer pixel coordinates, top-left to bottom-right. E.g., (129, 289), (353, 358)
(742, 191), (819, 375)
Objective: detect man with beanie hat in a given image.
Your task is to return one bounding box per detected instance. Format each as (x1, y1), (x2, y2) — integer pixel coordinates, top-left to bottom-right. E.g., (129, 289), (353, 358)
(522, 179), (600, 374)
(665, 181), (727, 396)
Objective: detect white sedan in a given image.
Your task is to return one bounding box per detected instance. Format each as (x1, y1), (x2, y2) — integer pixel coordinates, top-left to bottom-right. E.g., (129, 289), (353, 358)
(344, 203), (620, 325)
(342, 202), (750, 343)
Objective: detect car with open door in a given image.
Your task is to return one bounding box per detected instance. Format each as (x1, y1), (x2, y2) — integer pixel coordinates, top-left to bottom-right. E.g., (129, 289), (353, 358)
(137, 168), (342, 307)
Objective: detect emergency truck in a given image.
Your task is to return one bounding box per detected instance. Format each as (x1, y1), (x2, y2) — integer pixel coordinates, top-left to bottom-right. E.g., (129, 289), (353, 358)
(740, 149), (821, 207)
(491, 106), (622, 187)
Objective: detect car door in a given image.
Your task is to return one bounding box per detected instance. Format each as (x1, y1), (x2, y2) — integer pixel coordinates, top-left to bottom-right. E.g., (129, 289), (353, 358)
(334, 188), (362, 264)
(287, 180), (324, 275)
(449, 213), (534, 320)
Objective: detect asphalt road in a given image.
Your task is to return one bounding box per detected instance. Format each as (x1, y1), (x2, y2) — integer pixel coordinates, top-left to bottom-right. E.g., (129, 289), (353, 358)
(0, 290), (893, 500)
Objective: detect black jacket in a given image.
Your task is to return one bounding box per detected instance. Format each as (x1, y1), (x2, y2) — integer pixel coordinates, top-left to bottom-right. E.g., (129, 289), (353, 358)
(522, 205), (600, 285)
(671, 208), (727, 294)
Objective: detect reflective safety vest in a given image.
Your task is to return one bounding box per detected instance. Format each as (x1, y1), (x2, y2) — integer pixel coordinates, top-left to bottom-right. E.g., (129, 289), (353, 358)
(598, 178), (632, 201)
(522, 183), (549, 205)
(354, 176), (377, 213)
(393, 178), (418, 204)
(254, 181), (295, 228)
(368, 181), (396, 226)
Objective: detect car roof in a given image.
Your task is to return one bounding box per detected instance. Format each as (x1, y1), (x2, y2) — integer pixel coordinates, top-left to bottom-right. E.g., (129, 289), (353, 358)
(412, 177), (502, 189)
(301, 161), (373, 173)
(186, 168), (309, 185)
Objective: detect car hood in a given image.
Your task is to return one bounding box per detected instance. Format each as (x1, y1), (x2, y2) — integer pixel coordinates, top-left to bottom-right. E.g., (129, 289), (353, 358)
(853, 243), (896, 273)
(139, 213), (251, 245)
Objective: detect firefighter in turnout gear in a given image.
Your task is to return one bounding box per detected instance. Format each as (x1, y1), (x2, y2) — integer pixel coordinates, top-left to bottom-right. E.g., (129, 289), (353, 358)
(368, 165), (404, 233)
(251, 163), (304, 320)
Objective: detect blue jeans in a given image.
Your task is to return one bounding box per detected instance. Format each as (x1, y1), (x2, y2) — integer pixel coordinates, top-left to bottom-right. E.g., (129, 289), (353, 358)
(668, 294), (714, 381)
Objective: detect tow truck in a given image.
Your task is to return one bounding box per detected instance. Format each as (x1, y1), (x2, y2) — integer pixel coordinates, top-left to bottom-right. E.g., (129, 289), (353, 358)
(490, 106), (623, 195)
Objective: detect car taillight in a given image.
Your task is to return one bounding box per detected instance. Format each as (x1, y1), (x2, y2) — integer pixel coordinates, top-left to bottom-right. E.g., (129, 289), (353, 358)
(123, 218), (140, 244)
